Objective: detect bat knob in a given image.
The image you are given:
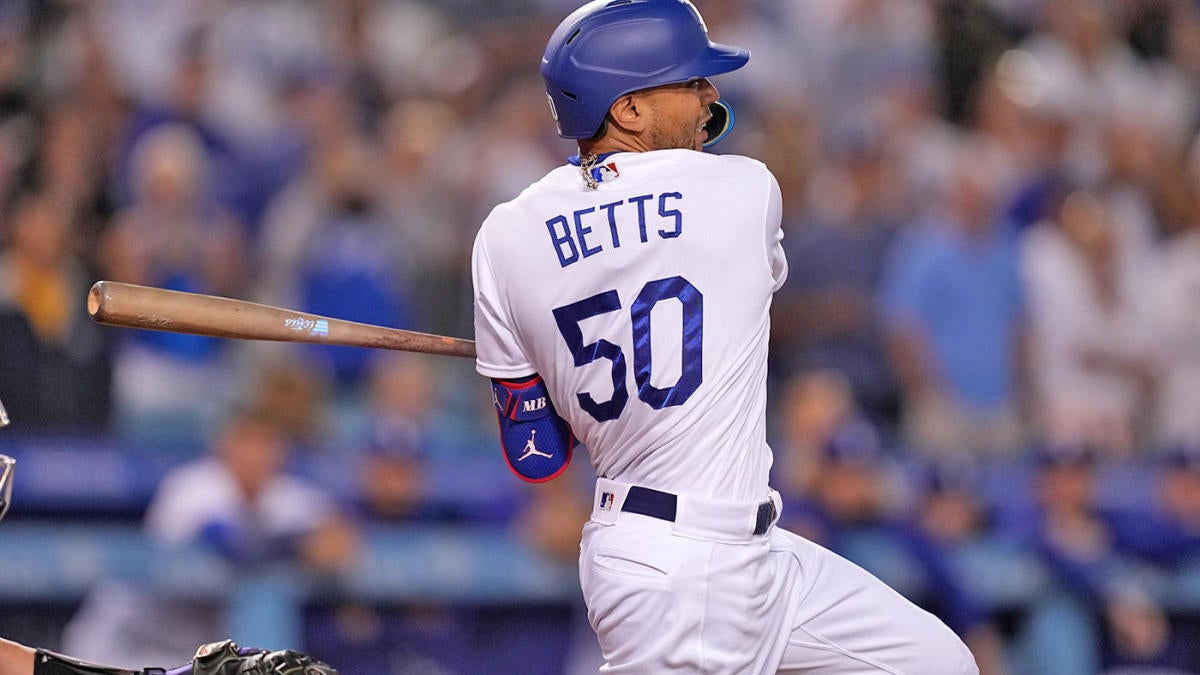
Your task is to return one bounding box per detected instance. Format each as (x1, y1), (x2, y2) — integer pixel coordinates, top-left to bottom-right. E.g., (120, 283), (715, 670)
(87, 281), (107, 319)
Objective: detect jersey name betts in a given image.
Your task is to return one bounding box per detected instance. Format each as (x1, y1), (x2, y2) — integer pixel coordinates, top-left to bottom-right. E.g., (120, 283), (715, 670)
(473, 149), (786, 501)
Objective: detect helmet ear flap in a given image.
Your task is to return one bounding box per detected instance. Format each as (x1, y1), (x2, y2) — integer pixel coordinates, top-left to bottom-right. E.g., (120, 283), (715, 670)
(702, 99), (735, 148)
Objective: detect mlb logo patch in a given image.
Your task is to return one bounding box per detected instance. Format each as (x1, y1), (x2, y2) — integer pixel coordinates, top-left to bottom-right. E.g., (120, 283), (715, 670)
(599, 491), (615, 510)
(589, 162), (620, 184)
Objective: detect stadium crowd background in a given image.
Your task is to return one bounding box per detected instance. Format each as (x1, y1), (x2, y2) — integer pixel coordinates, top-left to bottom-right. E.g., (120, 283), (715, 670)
(1, 0), (1200, 673)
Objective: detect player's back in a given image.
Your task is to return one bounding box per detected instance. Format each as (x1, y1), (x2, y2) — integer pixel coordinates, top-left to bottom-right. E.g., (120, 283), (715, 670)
(473, 149), (785, 501)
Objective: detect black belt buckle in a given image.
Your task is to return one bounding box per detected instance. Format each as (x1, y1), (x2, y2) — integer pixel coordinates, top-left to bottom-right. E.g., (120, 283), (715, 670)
(753, 498), (776, 535)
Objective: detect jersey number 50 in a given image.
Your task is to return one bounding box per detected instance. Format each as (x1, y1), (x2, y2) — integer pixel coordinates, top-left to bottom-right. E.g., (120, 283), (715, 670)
(552, 275), (702, 422)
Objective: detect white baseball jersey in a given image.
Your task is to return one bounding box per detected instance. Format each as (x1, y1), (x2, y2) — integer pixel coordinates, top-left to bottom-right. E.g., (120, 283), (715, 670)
(473, 149), (786, 502)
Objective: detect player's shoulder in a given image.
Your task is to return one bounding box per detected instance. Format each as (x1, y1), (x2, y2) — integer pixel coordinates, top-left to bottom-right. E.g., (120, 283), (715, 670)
(479, 165), (575, 230)
(688, 150), (769, 170)
(657, 149), (772, 178)
(659, 151), (778, 199)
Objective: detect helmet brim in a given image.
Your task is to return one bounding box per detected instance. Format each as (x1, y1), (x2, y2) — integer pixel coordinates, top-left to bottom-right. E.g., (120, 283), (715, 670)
(695, 42), (750, 77)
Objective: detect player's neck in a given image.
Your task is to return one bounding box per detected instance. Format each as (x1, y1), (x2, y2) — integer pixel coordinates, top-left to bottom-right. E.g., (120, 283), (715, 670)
(578, 132), (654, 156)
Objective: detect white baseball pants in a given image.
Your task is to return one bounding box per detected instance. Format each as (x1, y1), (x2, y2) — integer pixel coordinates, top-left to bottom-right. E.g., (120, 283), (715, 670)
(581, 479), (979, 674)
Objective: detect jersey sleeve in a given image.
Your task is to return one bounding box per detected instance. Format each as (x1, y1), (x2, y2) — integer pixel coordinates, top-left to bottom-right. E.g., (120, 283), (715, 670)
(472, 228), (535, 378)
(764, 169), (788, 292)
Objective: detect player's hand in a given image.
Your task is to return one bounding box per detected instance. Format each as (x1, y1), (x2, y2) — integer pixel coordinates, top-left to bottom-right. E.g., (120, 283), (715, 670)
(167, 639), (338, 675)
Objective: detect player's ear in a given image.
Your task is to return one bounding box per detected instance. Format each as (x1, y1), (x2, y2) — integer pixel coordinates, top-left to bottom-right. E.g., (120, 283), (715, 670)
(607, 94), (645, 133)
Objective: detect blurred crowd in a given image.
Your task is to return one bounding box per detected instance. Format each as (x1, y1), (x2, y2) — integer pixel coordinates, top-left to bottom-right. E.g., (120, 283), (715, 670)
(2, 0), (1200, 673)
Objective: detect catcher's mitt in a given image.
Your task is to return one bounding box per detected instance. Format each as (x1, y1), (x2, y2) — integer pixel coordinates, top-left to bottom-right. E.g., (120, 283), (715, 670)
(186, 640), (338, 675)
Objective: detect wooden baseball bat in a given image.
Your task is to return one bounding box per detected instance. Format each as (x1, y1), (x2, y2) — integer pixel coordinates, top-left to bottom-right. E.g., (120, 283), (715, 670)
(87, 281), (476, 359)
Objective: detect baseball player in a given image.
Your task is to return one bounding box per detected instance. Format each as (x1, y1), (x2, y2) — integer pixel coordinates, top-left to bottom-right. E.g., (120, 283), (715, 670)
(473, 1), (979, 672)
(0, 404), (337, 675)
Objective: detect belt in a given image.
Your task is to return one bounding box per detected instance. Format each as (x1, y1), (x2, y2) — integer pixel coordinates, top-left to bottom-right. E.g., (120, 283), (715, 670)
(622, 485), (777, 536)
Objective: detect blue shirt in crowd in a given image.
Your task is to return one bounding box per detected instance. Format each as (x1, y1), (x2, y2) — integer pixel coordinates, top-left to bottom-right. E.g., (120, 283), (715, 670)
(880, 220), (1024, 410)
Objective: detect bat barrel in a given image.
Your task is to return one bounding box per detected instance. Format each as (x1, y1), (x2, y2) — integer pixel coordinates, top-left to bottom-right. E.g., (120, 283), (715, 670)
(86, 281), (477, 359)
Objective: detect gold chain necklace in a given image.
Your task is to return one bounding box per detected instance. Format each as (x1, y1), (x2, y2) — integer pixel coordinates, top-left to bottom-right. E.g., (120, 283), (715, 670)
(579, 152), (599, 190)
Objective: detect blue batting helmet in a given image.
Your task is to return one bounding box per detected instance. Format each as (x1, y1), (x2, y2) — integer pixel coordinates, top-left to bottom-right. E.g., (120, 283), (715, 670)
(541, 0), (750, 145)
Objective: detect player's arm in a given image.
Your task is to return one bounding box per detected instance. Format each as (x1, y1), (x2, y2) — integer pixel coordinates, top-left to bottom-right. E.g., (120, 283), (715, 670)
(0, 637), (35, 675)
(0, 638), (144, 675)
(491, 375), (575, 482)
(472, 220), (574, 481)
